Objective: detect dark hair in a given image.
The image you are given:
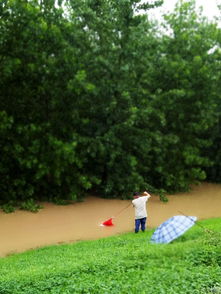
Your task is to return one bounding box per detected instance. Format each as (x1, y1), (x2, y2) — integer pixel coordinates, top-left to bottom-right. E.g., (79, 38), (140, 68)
(133, 192), (139, 196)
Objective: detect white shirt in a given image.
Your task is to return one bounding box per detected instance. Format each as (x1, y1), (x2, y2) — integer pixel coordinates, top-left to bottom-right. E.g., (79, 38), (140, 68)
(132, 196), (150, 219)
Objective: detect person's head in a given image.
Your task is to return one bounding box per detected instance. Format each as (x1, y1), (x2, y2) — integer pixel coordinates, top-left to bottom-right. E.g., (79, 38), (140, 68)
(133, 192), (140, 199)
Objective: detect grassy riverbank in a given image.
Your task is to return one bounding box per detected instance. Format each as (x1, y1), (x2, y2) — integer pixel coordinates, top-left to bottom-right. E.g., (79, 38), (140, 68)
(0, 218), (220, 294)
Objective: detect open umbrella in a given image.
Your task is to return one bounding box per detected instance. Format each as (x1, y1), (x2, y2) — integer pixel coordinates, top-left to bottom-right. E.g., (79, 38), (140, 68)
(151, 215), (197, 244)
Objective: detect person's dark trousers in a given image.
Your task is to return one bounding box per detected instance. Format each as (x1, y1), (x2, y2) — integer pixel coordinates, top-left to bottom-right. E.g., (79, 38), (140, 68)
(135, 217), (147, 233)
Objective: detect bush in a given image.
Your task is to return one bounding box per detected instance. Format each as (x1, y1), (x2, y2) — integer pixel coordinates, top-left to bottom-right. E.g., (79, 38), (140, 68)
(1, 201), (15, 213)
(19, 199), (43, 213)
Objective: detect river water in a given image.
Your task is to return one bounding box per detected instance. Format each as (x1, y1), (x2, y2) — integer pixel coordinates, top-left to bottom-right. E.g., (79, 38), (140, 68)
(0, 182), (221, 257)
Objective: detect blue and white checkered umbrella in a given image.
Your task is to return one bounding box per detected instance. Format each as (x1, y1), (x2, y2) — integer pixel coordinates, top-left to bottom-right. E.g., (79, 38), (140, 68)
(151, 215), (197, 244)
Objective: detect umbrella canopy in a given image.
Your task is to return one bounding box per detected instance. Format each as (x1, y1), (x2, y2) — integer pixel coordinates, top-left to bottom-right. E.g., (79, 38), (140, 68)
(151, 215), (197, 244)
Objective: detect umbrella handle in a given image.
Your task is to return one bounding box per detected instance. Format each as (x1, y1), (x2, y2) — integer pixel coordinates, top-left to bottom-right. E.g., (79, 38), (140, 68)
(178, 210), (213, 234)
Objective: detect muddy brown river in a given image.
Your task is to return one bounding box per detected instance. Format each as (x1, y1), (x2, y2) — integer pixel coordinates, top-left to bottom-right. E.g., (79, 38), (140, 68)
(0, 182), (221, 257)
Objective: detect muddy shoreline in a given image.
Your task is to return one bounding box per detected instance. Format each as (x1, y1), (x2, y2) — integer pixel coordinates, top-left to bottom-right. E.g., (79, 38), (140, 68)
(1, 182), (221, 257)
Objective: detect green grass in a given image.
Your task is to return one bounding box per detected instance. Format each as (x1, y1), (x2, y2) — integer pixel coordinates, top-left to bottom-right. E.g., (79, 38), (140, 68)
(0, 218), (221, 294)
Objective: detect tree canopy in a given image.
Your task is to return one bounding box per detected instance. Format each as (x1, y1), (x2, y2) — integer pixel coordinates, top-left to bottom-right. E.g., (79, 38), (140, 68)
(0, 0), (221, 210)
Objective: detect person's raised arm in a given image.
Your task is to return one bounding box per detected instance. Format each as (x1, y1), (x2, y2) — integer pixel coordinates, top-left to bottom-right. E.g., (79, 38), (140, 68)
(143, 191), (151, 197)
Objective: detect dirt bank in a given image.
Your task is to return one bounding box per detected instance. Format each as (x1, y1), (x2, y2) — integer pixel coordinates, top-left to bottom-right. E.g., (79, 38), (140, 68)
(1, 182), (221, 257)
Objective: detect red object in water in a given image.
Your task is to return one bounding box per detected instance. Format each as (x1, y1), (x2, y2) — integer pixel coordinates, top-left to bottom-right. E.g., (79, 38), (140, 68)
(102, 218), (114, 226)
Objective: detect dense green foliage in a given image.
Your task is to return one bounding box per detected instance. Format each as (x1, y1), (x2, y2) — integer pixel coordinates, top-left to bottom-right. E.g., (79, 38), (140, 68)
(149, 2), (220, 191)
(1, 0), (221, 207)
(0, 218), (220, 293)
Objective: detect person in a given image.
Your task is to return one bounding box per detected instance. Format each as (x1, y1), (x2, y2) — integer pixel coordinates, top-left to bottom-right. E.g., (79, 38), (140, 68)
(132, 191), (151, 233)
